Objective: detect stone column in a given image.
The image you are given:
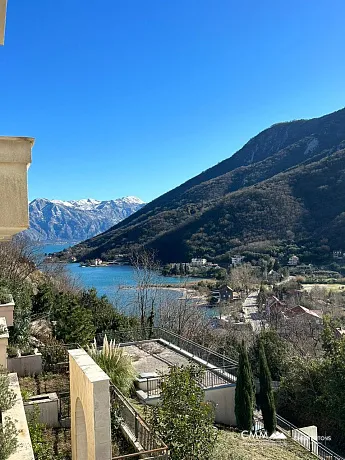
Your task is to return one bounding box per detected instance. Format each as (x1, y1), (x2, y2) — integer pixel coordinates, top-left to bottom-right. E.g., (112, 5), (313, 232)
(0, 136), (34, 241)
(69, 349), (112, 460)
(0, 0), (7, 45)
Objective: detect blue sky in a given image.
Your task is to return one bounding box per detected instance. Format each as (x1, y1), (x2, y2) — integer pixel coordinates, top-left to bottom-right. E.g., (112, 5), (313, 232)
(1, 1), (345, 203)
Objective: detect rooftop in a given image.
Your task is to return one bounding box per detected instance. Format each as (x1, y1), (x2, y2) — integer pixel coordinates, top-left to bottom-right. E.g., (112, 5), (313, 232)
(121, 337), (236, 393)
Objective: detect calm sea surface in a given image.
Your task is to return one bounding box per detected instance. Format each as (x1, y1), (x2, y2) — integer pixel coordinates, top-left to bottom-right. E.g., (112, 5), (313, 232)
(38, 243), (207, 311)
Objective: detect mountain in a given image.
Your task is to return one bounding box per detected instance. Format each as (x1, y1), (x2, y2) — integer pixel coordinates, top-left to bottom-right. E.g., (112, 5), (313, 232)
(66, 108), (345, 264)
(25, 196), (145, 242)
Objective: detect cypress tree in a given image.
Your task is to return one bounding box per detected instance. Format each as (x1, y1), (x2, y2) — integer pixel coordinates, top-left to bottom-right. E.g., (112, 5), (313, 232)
(235, 340), (255, 431)
(259, 340), (276, 435)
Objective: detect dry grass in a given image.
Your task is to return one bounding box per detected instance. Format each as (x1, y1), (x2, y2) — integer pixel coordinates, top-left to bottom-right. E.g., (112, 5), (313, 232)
(213, 429), (317, 460)
(302, 283), (345, 292)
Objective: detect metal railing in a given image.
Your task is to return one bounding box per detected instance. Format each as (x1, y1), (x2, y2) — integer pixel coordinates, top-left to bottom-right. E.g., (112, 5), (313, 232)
(98, 327), (237, 370)
(113, 449), (168, 460)
(110, 384), (168, 456)
(58, 391), (71, 423)
(202, 366), (237, 387)
(143, 377), (162, 397)
(141, 365), (236, 398)
(276, 414), (344, 460)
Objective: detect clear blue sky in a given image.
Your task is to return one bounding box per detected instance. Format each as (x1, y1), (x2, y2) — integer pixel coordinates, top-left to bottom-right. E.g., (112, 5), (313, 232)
(1, 1), (345, 203)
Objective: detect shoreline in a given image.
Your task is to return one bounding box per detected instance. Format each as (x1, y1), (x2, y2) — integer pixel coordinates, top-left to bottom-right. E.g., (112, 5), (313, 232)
(117, 284), (209, 307)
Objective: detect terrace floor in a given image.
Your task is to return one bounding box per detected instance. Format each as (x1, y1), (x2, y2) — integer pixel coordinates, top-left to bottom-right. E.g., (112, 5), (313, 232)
(123, 340), (231, 389)
(123, 341), (191, 375)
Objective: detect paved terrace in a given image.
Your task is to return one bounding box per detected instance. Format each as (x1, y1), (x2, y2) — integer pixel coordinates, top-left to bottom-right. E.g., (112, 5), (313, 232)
(122, 339), (232, 388)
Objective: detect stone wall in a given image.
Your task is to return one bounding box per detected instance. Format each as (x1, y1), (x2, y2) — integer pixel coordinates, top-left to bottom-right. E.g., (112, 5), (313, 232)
(24, 393), (59, 428)
(5, 373), (35, 460)
(7, 353), (42, 377)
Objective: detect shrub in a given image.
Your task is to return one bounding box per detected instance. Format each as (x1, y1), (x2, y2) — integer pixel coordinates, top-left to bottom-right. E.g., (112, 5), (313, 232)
(40, 338), (67, 372)
(150, 365), (217, 460)
(87, 336), (136, 395)
(6, 346), (18, 358)
(0, 417), (18, 460)
(27, 405), (54, 460)
(0, 373), (18, 460)
(0, 287), (12, 304)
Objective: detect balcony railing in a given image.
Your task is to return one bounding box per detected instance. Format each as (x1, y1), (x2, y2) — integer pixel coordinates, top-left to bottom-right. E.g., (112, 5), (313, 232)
(113, 450), (168, 460)
(276, 414), (344, 460)
(110, 383), (168, 457)
(141, 365), (236, 398)
(97, 327), (237, 372)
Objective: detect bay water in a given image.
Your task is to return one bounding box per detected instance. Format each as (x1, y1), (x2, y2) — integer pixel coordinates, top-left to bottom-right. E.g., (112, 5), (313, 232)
(38, 243), (211, 315)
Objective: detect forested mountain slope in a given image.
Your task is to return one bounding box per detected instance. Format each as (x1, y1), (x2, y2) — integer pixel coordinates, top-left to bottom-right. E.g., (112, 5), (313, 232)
(67, 108), (345, 263)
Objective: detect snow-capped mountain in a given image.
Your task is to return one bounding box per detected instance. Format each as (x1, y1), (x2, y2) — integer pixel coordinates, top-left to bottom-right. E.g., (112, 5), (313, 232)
(24, 196), (145, 242)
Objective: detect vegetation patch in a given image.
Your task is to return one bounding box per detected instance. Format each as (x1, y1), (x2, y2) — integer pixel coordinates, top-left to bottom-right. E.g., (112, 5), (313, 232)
(213, 429), (317, 460)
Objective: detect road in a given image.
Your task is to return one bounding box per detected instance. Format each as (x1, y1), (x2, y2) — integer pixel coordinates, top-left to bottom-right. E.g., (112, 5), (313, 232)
(242, 291), (262, 332)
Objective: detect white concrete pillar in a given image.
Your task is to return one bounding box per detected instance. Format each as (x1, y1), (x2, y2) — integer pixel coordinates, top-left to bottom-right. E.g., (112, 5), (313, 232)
(69, 349), (112, 460)
(0, 136), (34, 241)
(0, 0), (7, 45)
(0, 316), (9, 369)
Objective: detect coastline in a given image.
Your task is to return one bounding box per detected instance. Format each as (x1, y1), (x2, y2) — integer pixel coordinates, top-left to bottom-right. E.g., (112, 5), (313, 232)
(117, 283), (209, 307)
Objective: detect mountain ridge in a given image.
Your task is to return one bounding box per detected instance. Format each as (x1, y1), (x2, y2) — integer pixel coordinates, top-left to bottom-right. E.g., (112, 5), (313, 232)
(64, 108), (345, 263)
(25, 196), (145, 242)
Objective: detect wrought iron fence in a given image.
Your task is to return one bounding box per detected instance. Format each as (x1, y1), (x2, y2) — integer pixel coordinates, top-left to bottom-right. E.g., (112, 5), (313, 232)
(58, 391), (71, 423)
(143, 377), (162, 397)
(110, 384), (168, 456)
(276, 414), (344, 460)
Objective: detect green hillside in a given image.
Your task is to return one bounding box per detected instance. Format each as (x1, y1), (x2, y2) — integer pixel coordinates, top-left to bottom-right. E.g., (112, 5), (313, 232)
(67, 108), (345, 263)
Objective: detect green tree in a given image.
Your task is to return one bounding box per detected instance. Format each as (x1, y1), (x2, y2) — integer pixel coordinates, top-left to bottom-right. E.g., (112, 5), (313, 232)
(80, 288), (136, 334)
(321, 315), (340, 356)
(235, 340), (255, 431)
(52, 294), (95, 346)
(150, 365), (217, 460)
(32, 282), (56, 318)
(259, 341), (276, 435)
(250, 329), (289, 381)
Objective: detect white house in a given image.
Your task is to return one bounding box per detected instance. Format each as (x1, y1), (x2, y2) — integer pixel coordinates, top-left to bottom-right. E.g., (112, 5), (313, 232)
(231, 255), (244, 267)
(288, 255), (299, 266)
(191, 258), (207, 266)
